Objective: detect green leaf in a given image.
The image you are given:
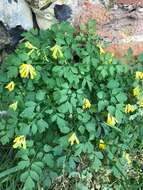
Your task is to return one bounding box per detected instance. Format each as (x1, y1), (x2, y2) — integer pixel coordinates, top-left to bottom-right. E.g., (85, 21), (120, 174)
(92, 156), (102, 171)
(57, 117), (70, 134)
(115, 109), (124, 122)
(107, 80), (119, 89)
(43, 154), (54, 167)
(30, 170), (39, 181)
(95, 151), (103, 159)
(138, 53), (143, 62)
(7, 66), (18, 78)
(36, 90), (46, 101)
(107, 105), (115, 114)
(98, 100), (107, 111)
(18, 160), (30, 169)
(116, 93), (127, 103)
(31, 123), (37, 135)
(97, 91), (105, 99)
(31, 164), (42, 176)
(24, 176), (35, 190)
(0, 166), (19, 179)
(20, 107), (35, 119)
(44, 144), (52, 153)
(20, 171), (29, 182)
(37, 119), (49, 133)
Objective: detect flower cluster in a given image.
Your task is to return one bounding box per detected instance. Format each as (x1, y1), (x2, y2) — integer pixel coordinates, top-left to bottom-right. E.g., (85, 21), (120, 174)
(106, 114), (118, 126)
(19, 64), (36, 79)
(13, 136), (26, 149)
(135, 71), (143, 80)
(125, 104), (135, 113)
(68, 133), (80, 145)
(5, 81), (15, 92)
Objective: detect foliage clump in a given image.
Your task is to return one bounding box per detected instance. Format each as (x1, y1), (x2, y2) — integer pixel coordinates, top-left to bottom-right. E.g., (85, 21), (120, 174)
(0, 21), (142, 190)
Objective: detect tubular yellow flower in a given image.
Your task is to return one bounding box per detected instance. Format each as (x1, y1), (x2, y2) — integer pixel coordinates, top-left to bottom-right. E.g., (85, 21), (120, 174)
(99, 139), (106, 150)
(19, 64), (36, 79)
(97, 44), (105, 55)
(108, 53), (114, 64)
(51, 44), (63, 59)
(13, 135), (26, 149)
(83, 98), (91, 110)
(25, 41), (37, 50)
(5, 81), (15, 92)
(68, 132), (80, 145)
(106, 114), (118, 126)
(123, 152), (132, 165)
(135, 71), (143, 80)
(125, 104), (135, 113)
(133, 86), (140, 97)
(9, 101), (18, 111)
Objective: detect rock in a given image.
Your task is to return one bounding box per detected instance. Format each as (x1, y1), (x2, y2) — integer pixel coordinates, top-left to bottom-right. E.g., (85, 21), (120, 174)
(117, 0), (143, 6)
(26, 0), (81, 29)
(54, 4), (72, 21)
(0, 21), (25, 64)
(0, 0), (33, 30)
(0, 21), (11, 50)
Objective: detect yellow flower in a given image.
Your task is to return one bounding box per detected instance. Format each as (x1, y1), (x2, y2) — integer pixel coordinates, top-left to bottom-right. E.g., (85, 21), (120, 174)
(133, 86), (140, 97)
(123, 152), (132, 165)
(135, 71), (143, 80)
(68, 132), (80, 145)
(19, 64), (36, 79)
(139, 98), (143, 108)
(83, 98), (91, 110)
(9, 101), (18, 111)
(108, 53), (114, 64)
(25, 41), (37, 50)
(97, 44), (105, 55)
(99, 139), (106, 150)
(125, 104), (135, 113)
(106, 114), (118, 126)
(51, 44), (63, 59)
(5, 81), (15, 92)
(13, 135), (26, 149)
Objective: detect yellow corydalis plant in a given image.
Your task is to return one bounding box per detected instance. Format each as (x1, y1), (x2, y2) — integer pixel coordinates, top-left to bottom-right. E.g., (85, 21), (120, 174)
(133, 86), (140, 97)
(68, 132), (80, 145)
(97, 43), (105, 55)
(108, 53), (114, 64)
(123, 152), (132, 165)
(106, 114), (118, 126)
(99, 139), (106, 150)
(13, 135), (26, 149)
(25, 41), (37, 50)
(9, 101), (18, 111)
(19, 64), (36, 79)
(125, 104), (135, 113)
(135, 71), (143, 80)
(5, 81), (15, 92)
(25, 41), (38, 56)
(83, 98), (91, 110)
(51, 44), (63, 59)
